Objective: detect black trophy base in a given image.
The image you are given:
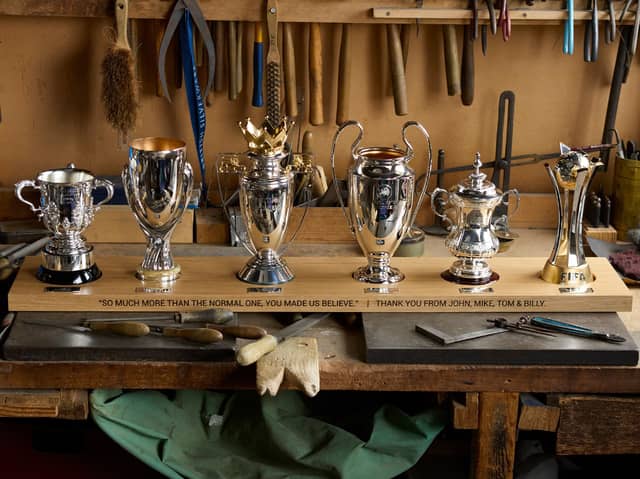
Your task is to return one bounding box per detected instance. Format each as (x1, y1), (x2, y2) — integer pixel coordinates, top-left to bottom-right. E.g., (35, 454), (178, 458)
(440, 270), (499, 285)
(36, 264), (102, 285)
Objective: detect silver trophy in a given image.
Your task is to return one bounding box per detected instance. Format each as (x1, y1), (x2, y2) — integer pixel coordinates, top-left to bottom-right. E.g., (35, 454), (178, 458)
(123, 137), (194, 282)
(330, 120), (432, 283)
(431, 153), (519, 285)
(15, 163), (114, 284)
(217, 118), (312, 285)
(541, 144), (603, 285)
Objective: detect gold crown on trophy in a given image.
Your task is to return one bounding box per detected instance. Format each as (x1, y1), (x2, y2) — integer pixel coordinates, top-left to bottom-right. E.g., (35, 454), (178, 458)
(238, 117), (294, 157)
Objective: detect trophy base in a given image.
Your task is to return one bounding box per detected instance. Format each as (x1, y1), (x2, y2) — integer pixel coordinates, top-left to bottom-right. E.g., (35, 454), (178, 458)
(136, 264), (182, 283)
(441, 270), (499, 285)
(353, 265), (405, 284)
(237, 254), (294, 285)
(540, 261), (594, 285)
(36, 264), (102, 285)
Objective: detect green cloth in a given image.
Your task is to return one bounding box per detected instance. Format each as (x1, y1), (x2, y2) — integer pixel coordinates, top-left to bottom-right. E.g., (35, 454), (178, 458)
(90, 389), (445, 479)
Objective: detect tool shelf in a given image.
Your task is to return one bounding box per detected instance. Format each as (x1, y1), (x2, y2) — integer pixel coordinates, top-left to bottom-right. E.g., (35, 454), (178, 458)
(1, 0), (637, 25)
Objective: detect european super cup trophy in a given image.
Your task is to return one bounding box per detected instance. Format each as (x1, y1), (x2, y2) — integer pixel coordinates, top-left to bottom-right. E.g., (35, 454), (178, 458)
(15, 164), (114, 284)
(541, 144), (603, 285)
(123, 137), (193, 282)
(217, 118), (312, 285)
(330, 120), (432, 283)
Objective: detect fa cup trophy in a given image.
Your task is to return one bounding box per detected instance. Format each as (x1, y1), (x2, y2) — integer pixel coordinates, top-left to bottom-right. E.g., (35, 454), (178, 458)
(330, 120), (432, 284)
(123, 137), (193, 282)
(541, 144), (603, 285)
(217, 118), (312, 285)
(15, 164), (114, 284)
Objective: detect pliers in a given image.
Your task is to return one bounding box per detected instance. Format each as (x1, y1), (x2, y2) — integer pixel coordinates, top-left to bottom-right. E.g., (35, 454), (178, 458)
(498, 0), (511, 41)
(606, 0), (616, 44)
(583, 0), (598, 62)
(481, 0), (497, 55)
(158, 0), (215, 101)
(563, 0), (574, 54)
(620, 0), (640, 56)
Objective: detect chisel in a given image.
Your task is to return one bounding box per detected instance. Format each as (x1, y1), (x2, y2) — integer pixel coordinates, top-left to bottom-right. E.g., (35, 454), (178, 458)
(283, 22), (297, 117)
(336, 23), (352, 125)
(442, 25), (461, 96)
(309, 22), (324, 125)
(461, 24), (474, 106)
(387, 23), (408, 116)
(206, 324), (267, 339)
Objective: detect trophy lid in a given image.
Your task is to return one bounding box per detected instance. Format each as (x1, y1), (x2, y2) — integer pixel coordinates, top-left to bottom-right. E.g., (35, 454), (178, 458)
(453, 153), (500, 199)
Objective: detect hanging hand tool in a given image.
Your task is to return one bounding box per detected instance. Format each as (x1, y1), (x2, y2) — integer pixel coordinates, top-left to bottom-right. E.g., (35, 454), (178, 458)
(336, 23), (352, 125)
(265, 0), (282, 131)
(583, 0), (599, 62)
(470, 0), (479, 41)
(481, 0), (497, 55)
(461, 25), (474, 106)
(283, 22), (297, 117)
(491, 91), (515, 229)
(621, 0), (640, 57)
(82, 308), (236, 325)
(498, 0), (511, 41)
(606, 0), (616, 44)
(309, 22), (325, 124)
(387, 23), (408, 115)
(23, 320), (150, 337)
(214, 21), (225, 93)
(236, 22), (244, 96)
(564, 0), (574, 54)
(442, 25), (461, 96)
(252, 22), (265, 107)
(158, 0), (215, 205)
(524, 316), (626, 343)
(228, 21), (238, 100)
(236, 312), (330, 366)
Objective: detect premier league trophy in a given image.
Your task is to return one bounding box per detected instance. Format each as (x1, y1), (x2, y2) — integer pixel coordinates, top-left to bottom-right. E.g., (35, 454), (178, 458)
(15, 164), (114, 284)
(217, 118), (312, 285)
(541, 144), (603, 285)
(123, 137), (193, 282)
(329, 120), (432, 284)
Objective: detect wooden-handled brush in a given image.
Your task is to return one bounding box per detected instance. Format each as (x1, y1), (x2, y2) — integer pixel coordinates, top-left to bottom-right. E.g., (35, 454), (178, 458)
(266, 0), (282, 131)
(101, 0), (138, 137)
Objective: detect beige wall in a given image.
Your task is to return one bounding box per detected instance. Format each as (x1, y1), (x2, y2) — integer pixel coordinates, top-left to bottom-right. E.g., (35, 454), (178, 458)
(0, 16), (638, 217)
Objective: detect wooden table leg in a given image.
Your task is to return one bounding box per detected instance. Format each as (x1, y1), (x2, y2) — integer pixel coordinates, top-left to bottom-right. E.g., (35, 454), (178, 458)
(471, 392), (519, 479)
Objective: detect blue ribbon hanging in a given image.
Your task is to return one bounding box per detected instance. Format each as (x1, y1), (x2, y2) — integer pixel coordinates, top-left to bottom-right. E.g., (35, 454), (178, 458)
(179, 10), (207, 204)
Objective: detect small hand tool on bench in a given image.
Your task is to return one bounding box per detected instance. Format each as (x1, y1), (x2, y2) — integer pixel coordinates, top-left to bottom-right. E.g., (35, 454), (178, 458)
(236, 312), (330, 366)
(206, 324), (267, 339)
(523, 316), (626, 343)
(82, 308), (236, 324)
(487, 318), (556, 337)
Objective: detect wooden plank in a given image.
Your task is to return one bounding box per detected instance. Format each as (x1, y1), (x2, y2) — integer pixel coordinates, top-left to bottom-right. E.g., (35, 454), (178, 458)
(85, 205), (194, 244)
(452, 392), (479, 429)
(553, 394), (640, 455)
(471, 392), (519, 479)
(517, 393), (560, 431)
(2, 1), (638, 24)
(8, 256), (632, 312)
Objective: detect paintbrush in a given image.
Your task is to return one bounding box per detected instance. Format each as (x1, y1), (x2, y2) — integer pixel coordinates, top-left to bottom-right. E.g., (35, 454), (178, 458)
(101, 0), (138, 139)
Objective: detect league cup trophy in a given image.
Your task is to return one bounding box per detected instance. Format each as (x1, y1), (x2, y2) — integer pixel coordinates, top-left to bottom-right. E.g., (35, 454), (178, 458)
(431, 153), (520, 285)
(123, 137), (193, 282)
(541, 144), (603, 285)
(15, 163), (114, 284)
(329, 120), (432, 284)
(217, 118), (312, 285)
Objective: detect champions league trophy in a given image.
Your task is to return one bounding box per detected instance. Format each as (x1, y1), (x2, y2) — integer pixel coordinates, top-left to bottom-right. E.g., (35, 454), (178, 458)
(123, 137), (193, 282)
(15, 164), (114, 284)
(541, 144), (603, 285)
(329, 120), (432, 284)
(217, 118), (312, 285)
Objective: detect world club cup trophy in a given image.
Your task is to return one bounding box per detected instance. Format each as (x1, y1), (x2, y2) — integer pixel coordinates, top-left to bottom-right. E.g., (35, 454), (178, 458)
(329, 120), (432, 284)
(123, 137), (193, 282)
(217, 118), (312, 285)
(15, 164), (114, 284)
(541, 144), (603, 285)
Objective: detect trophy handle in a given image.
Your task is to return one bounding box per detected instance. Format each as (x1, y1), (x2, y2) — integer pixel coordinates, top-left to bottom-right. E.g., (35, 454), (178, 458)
(500, 188), (520, 217)
(277, 153), (312, 257)
(430, 187), (452, 226)
(402, 121), (433, 228)
(216, 153), (257, 255)
(330, 120), (364, 235)
(15, 180), (42, 216)
(93, 178), (115, 209)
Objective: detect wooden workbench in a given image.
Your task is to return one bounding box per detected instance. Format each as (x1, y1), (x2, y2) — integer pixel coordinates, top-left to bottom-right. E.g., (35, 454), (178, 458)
(1, 229), (638, 479)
